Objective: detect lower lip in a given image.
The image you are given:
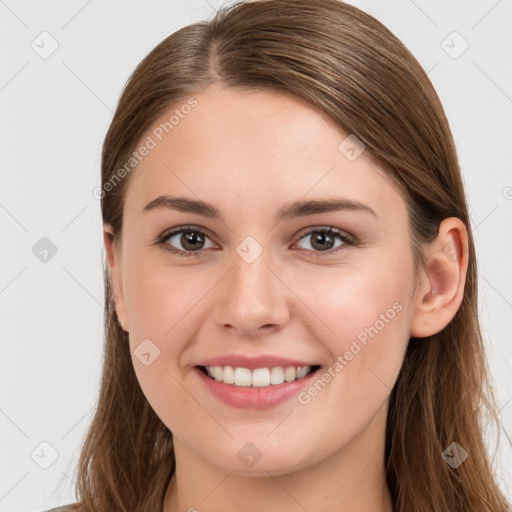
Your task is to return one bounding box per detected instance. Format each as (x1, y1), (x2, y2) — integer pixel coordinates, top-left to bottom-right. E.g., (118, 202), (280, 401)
(194, 366), (320, 409)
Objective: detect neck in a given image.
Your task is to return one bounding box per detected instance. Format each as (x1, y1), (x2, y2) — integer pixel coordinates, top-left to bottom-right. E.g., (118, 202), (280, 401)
(163, 404), (393, 512)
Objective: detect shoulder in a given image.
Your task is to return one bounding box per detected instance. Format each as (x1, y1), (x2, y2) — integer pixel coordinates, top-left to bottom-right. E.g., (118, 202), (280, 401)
(41, 505), (79, 512)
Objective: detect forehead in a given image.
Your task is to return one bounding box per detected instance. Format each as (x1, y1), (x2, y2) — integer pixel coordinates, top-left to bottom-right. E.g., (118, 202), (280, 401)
(123, 86), (406, 224)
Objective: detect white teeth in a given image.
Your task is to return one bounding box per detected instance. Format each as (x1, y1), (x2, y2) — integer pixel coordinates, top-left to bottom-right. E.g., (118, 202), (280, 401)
(234, 367), (252, 386)
(252, 368), (270, 387)
(284, 367), (296, 382)
(203, 365), (313, 387)
(296, 366), (309, 379)
(222, 365), (235, 384)
(270, 366), (284, 385)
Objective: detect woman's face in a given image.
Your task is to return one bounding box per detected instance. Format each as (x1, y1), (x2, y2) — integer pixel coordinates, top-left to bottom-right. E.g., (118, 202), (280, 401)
(108, 85), (423, 476)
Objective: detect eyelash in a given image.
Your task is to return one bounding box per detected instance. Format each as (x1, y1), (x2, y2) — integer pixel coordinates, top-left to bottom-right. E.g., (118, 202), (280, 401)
(154, 225), (356, 259)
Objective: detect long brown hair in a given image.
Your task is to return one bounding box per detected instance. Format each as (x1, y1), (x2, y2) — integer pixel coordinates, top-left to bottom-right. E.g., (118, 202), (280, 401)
(68, 1), (511, 510)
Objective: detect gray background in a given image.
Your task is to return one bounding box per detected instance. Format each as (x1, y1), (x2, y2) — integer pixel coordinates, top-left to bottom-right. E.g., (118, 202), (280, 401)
(1, 1), (511, 510)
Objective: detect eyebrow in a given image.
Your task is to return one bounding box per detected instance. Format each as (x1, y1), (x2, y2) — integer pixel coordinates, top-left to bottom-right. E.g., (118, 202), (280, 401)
(142, 195), (378, 221)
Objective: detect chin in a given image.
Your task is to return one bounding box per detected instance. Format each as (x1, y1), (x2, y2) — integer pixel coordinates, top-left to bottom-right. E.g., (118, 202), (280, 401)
(202, 441), (317, 477)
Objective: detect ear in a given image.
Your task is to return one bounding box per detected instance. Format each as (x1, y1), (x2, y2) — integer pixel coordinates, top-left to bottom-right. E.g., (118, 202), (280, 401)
(410, 217), (469, 338)
(103, 224), (129, 332)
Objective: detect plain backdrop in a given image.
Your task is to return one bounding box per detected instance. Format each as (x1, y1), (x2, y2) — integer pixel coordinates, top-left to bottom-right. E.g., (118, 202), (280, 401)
(1, 1), (511, 510)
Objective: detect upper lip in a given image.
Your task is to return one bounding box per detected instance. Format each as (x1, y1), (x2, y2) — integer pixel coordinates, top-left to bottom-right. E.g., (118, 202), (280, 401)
(196, 354), (321, 370)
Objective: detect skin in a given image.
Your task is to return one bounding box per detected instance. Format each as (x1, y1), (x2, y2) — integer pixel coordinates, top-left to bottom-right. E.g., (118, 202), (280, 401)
(104, 85), (469, 512)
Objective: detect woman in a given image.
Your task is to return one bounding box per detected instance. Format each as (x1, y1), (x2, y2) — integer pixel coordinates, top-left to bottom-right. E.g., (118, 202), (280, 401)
(45, 0), (511, 510)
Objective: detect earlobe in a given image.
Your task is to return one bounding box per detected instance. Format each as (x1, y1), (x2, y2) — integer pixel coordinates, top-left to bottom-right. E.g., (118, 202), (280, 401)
(103, 224), (129, 332)
(410, 218), (469, 338)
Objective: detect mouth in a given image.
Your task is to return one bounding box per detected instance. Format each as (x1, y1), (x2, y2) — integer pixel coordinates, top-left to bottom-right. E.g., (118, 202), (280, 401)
(196, 364), (322, 388)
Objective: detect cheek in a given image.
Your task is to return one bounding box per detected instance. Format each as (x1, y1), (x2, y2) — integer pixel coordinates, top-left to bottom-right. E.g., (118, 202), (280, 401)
(124, 257), (204, 342)
(294, 256), (412, 395)
(122, 260), (201, 408)
(281, 261), (412, 456)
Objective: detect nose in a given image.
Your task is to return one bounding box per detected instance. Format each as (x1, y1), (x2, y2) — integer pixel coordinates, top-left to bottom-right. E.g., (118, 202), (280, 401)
(211, 248), (291, 339)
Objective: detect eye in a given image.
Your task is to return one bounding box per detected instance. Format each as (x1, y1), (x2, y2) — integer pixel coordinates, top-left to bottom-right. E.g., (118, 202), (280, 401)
(155, 225), (355, 258)
(293, 227), (354, 257)
(156, 226), (216, 257)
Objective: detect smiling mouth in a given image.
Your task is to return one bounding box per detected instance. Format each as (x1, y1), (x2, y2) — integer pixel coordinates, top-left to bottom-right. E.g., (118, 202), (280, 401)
(197, 364), (322, 388)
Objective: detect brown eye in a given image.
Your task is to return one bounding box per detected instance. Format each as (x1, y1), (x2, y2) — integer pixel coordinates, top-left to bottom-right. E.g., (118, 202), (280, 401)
(306, 231), (336, 251)
(178, 230), (206, 251)
(159, 227), (215, 257)
(294, 227), (354, 256)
